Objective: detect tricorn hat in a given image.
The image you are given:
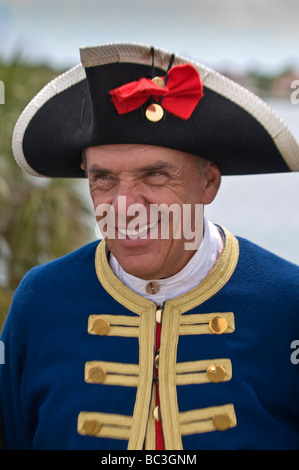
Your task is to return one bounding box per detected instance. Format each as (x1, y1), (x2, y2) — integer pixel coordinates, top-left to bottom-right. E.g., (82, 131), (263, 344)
(12, 42), (299, 177)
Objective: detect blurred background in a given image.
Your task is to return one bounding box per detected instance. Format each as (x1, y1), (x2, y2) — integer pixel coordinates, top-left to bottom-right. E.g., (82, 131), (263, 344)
(0, 0), (298, 326)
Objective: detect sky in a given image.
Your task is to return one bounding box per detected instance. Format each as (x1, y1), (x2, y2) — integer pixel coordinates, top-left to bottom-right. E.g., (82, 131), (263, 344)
(0, 0), (299, 264)
(0, 0), (299, 72)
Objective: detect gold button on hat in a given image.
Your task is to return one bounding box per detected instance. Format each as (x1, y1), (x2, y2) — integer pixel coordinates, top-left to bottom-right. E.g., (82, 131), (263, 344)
(209, 316), (228, 334)
(92, 318), (110, 335)
(87, 366), (106, 384)
(145, 103), (164, 122)
(207, 364), (226, 383)
(146, 281), (160, 294)
(81, 418), (102, 436)
(152, 76), (165, 87)
(213, 413), (231, 431)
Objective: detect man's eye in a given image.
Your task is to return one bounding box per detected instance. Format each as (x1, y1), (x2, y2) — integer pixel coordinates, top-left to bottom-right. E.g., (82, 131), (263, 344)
(89, 174), (115, 188)
(148, 171), (162, 176)
(97, 174), (111, 179)
(93, 174), (114, 183)
(144, 171), (169, 185)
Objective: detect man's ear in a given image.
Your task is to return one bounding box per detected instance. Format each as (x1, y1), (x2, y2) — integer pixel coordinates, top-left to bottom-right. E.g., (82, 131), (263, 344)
(80, 149), (87, 171)
(201, 162), (221, 205)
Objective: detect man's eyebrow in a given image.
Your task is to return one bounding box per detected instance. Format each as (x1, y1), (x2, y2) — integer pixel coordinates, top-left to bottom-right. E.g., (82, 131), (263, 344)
(86, 165), (113, 175)
(86, 161), (176, 175)
(137, 161), (176, 172)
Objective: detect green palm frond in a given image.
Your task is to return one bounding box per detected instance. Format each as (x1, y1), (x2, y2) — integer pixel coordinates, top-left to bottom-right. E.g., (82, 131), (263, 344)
(0, 57), (95, 325)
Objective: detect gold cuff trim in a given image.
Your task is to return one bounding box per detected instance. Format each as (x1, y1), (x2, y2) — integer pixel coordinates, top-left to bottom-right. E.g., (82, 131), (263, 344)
(176, 358), (232, 385)
(88, 314), (140, 337)
(180, 404), (237, 436)
(85, 361), (139, 387)
(77, 411), (132, 440)
(179, 312), (235, 336)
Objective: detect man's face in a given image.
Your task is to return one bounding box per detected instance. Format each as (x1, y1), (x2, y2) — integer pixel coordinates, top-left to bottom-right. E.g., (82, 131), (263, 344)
(83, 144), (220, 280)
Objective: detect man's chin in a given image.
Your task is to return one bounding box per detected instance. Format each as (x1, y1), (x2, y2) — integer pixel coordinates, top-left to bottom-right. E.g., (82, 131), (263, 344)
(110, 249), (164, 280)
(119, 260), (161, 280)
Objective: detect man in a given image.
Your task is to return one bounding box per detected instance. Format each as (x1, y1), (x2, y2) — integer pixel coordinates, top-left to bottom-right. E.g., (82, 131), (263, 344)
(0, 43), (298, 450)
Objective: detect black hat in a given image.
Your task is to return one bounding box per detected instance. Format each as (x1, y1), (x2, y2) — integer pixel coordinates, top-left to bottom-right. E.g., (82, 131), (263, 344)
(12, 43), (299, 177)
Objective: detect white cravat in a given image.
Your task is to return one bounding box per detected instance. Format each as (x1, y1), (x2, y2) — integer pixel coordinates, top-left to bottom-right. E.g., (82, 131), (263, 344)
(109, 218), (224, 304)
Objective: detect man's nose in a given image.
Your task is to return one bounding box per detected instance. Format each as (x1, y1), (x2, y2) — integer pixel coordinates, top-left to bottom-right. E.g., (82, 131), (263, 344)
(111, 179), (146, 211)
(110, 180), (148, 227)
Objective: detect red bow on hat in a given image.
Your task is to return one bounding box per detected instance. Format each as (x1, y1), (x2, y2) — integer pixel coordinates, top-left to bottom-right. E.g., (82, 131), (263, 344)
(109, 63), (203, 120)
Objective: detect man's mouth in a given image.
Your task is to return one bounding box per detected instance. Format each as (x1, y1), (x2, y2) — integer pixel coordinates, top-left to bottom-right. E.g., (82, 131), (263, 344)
(117, 220), (159, 238)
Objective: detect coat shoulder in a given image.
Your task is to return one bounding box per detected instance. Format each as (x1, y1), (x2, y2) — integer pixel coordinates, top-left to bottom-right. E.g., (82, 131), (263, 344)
(235, 236), (299, 299)
(4, 241), (100, 329)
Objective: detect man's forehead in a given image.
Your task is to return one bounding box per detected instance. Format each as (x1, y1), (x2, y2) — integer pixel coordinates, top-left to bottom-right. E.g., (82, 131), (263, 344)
(84, 144), (197, 167)
(86, 143), (181, 155)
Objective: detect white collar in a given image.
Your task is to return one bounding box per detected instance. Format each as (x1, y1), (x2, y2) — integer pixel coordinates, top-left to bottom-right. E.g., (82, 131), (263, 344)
(109, 218), (224, 304)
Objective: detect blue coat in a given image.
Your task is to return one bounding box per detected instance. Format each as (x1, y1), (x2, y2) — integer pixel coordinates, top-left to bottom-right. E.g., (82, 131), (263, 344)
(0, 228), (299, 449)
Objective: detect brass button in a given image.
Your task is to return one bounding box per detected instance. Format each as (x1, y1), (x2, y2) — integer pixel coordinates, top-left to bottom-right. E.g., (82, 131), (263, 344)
(209, 316), (228, 335)
(145, 103), (164, 122)
(156, 308), (163, 324)
(87, 366), (106, 384)
(92, 318), (110, 335)
(81, 418), (101, 436)
(155, 351), (160, 369)
(153, 406), (161, 422)
(207, 364), (226, 383)
(152, 76), (165, 88)
(146, 281), (160, 294)
(213, 413), (231, 431)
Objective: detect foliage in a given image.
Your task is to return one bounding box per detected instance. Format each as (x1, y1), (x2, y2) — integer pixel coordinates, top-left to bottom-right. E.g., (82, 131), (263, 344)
(0, 57), (94, 328)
